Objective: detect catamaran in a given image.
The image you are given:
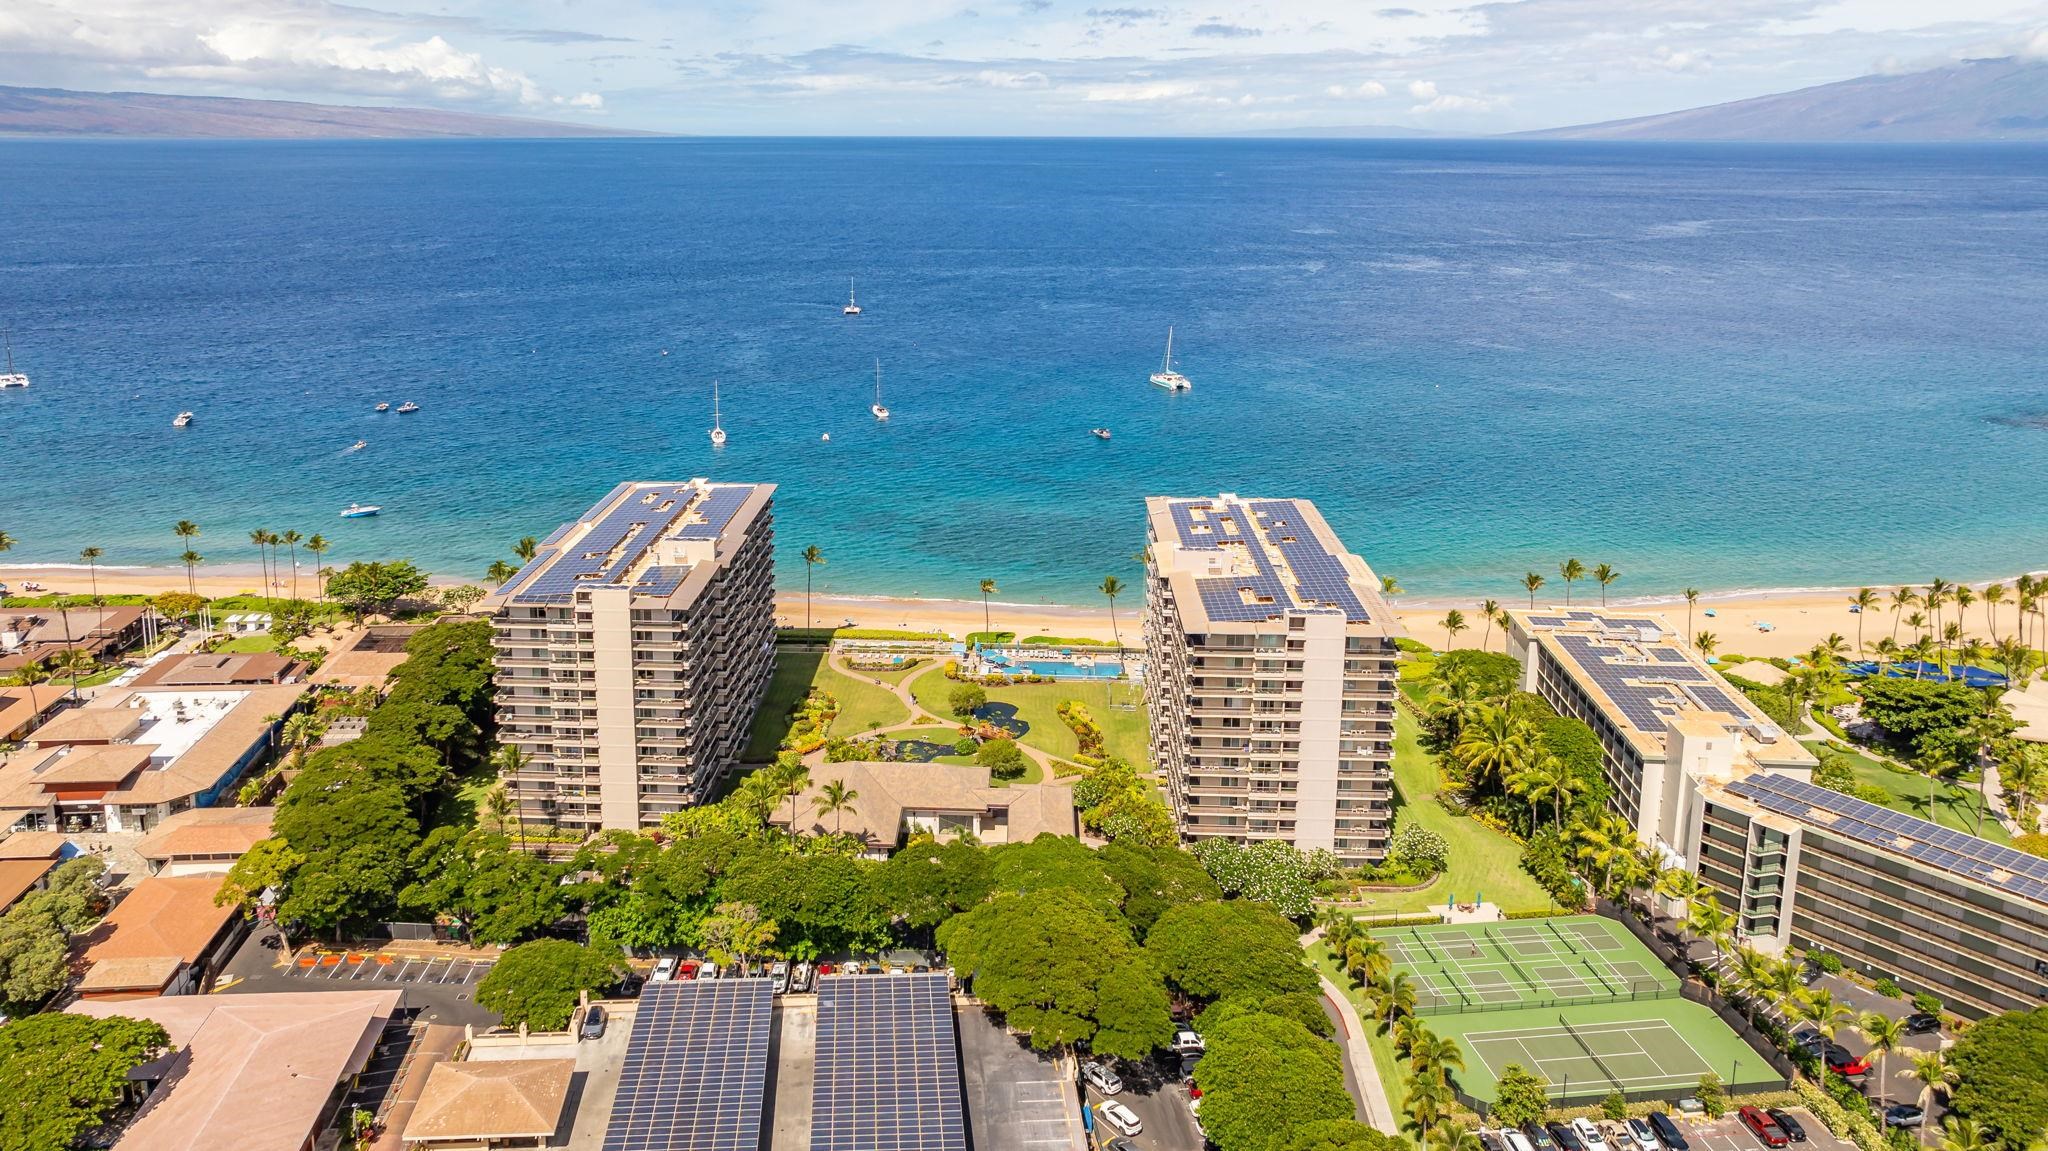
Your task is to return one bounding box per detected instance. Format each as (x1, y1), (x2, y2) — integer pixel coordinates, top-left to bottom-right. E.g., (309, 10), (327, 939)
(843, 278), (862, 316)
(709, 379), (727, 447)
(1149, 326), (1191, 391)
(0, 330), (27, 389)
(870, 359), (889, 420)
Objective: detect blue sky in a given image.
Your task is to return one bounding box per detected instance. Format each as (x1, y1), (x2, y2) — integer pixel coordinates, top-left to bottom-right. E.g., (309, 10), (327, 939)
(4, 0), (2046, 132)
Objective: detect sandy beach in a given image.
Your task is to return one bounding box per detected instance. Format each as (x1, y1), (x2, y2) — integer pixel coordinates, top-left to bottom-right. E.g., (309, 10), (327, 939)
(4, 564), (2039, 662)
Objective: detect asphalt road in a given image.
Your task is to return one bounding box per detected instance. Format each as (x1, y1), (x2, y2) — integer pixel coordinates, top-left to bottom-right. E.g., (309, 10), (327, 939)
(956, 1004), (1077, 1151)
(1080, 1052), (1203, 1151)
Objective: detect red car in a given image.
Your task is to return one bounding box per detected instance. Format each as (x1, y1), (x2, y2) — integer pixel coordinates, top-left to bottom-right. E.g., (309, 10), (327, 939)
(1739, 1107), (1789, 1148)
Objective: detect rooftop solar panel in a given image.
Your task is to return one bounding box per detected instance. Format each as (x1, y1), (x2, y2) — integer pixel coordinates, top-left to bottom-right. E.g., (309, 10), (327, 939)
(1728, 774), (2048, 905)
(603, 978), (773, 1151)
(812, 973), (965, 1151)
(510, 483), (759, 604)
(1167, 496), (1372, 624)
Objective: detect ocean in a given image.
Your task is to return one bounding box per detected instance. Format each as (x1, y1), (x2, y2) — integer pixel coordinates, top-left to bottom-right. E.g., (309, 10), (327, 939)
(1, 138), (2045, 605)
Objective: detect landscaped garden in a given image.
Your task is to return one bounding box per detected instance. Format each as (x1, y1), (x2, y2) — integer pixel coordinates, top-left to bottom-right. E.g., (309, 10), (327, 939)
(1803, 738), (2010, 842)
(909, 670), (1148, 765)
(743, 650), (908, 760)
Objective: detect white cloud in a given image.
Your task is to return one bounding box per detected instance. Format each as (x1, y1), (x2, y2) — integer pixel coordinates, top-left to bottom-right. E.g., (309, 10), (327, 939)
(1325, 79), (1388, 97)
(1083, 79), (1207, 101)
(1407, 79), (1438, 100)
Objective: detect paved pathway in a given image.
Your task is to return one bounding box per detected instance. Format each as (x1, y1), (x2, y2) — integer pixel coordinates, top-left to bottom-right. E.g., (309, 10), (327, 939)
(805, 656), (1065, 779)
(1302, 928), (1399, 1134)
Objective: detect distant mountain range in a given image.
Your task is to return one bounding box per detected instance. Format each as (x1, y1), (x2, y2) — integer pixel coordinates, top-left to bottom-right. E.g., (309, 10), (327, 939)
(1219, 124), (1453, 139)
(0, 85), (654, 139)
(1525, 56), (2048, 141)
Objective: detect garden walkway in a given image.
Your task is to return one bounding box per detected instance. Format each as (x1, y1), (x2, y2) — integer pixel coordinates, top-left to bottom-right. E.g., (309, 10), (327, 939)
(1302, 926), (1399, 1134)
(807, 655), (1062, 777)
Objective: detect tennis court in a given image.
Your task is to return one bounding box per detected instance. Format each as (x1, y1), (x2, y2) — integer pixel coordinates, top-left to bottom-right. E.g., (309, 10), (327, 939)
(1425, 998), (1776, 1106)
(1372, 915), (1676, 1013)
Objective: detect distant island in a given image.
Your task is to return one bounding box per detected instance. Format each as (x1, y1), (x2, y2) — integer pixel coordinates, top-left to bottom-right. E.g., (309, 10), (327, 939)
(0, 85), (659, 139)
(1524, 56), (2048, 142)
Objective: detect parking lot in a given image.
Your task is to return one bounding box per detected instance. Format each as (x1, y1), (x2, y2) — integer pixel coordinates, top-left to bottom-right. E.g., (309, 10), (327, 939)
(1078, 1053), (1203, 1151)
(282, 952), (495, 988)
(216, 926), (502, 1026)
(955, 1003), (1084, 1151)
(1674, 1107), (1855, 1151)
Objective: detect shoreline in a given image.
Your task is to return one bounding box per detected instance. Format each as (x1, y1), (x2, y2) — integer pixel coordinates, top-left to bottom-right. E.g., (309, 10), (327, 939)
(4, 563), (2041, 662)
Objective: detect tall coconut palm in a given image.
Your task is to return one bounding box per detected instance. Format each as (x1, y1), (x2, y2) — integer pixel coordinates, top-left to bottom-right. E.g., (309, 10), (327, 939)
(7, 659), (53, 731)
(1405, 1075), (1449, 1143)
(1857, 1012), (1909, 1112)
(814, 779), (860, 836)
(1684, 588), (1701, 648)
(281, 530), (304, 600)
(1441, 609), (1467, 651)
(1906, 636), (1937, 679)
(1379, 969), (1416, 1027)
(1794, 987), (1848, 1043)
(52, 648), (94, 702)
(1594, 563), (1620, 606)
(1936, 1117), (1998, 1151)
(179, 548), (204, 599)
(1872, 637), (1900, 677)
(305, 535), (330, 599)
(1381, 575), (1403, 598)
(514, 536), (539, 561)
(79, 546), (105, 637)
(1688, 895), (1734, 971)
(1560, 558), (1585, 605)
(1100, 575), (1126, 649)
(1345, 936), (1391, 989)
(801, 545), (826, 629)
(1981, 583), (2007, 643)
(1454, 705), (1533, 792)
(173, 521), (202, 594)
(1926, 579), (1953, 645)
(1915, 743), (1960, 821)
(1410, 1032), (1466, 1081)
(1955, 585), (1977, 644)
(1523, 572), (1545, 608)
(1478, 599), (1500, 651)
(1851, 588), (1879, 657)
(777, 759), (812, 832)
(1901, 1051), (1956, 1134)
(1696, 631), (1718, 658)
(0, 530), (12, 555)
(1511, 754), (1582, 828)
(978, 579), (997, 636)
(1890, 587), (1918, 645)
(249, 528), (271, 596)
(486, 559), (517, 585)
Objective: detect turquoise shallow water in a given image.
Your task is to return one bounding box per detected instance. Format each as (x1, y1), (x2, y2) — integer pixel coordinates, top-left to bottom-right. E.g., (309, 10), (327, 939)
(1, 138), (2045, 604)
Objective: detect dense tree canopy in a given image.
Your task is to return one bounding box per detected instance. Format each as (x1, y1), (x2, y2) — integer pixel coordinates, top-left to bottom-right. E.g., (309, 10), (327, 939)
(1196, 991), (1333, 1039)
(1097, 841), (1221, 938)
(0, 1012), (169, 1151)
(1190, 838), (1334, 920)
(1197, 1012), (1354, 1151)
(1147, 900), (1318, 1002)
(1858, 679), (1989, 749)
(872, 838), (994, 932)
(324, 559), (431, 618)
(1279, 1121), (1404, 1151)
(475, 940), (624, 1031)
(1947, 1006), (2048, 1145)
(985, 835), (1125, 910)
(400, 828), (565, 944)
(1432, 650), (1521, 699)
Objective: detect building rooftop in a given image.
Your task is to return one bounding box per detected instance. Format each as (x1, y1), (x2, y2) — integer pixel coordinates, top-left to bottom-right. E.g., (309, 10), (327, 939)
(488, 479), (773, 608)
(79, 873), (237, 989)
(1145, 493), (1399, 632)
(131, 651), (298, 688)
(68, 990), (403, 1151)
(1508, 608), (1814, 767)
(401, 1058), (574, 1145)
(5, 683), (307, 808)
(0, 688), (45, 737)
(0, 829), (75, 860)
(1725, 771), (2048, 907)
(766, 762), (1077, 846)
(136, 806), (275, 862)
(0, 856), (56, 912)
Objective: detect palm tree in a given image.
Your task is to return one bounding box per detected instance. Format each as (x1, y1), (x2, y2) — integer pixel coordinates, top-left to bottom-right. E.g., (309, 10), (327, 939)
(1793, 987), (1848, 1043)
(1379, 969), (1416, 1026)
(1455, 706), (1532, 793)
(249, 528), (271, 597)
(492, 744), (531, 849)
(1441, 609), (1467, 651)
(1655, 866), (1702, 920)
(1594, 563), (1620, 606)
(7, 659), (53, 730)
(1935, 1116), (1997, 1151)
(1695, 630), (1718, 658)
(281, 530), (304, 600)
(1901, 1051), (1956, 1135)
(279, 712), (324, 769)
(0, 530), (12, 555)
(1684, 588), (1701, 648)
(1477, 599), (1500, 651)
(52, 648), (94, 701)
(173, 521), (201, 594)
(1411, 1031), (1466, 1081)
(814, 778), (860, 836)
(1905, 635), (1937, 678)
(1926, 578), (1953, 646)
(1405, 1075), (1449, 1143)
(514, 536), (539, 561)
(1523, 572), (1545, 608)
(1890, 587), (1917, 645)
(1857, 1011), (1909, 1112)
(1429, 1123), (1484, 1151)
(1100, 575), (1126, 649)
(802, 545), (826, 629)
(1916, 743), (1960, 821)
(486, 559), (517, 585)
(969, 578), (997, 637)
(305, 535), (330, 599)
(1381, 575), (1403, 598)
(1982, 583), (2007, 643)
(778, 759), (812, 832)
(1872, 636), (1900, 677)
(1851, 588), (1878, 657)
(79, 546), (104, 604)
(1318, 906), (1360, 951)
(1571, 814), (1632, 894)
(1559, 558), (1585, 606)
(1955, 585), (1977, 644)
(1344, 936), (1390, 989)
(1688, 895), (1734, 971)
(1511, 754), (1582, 828)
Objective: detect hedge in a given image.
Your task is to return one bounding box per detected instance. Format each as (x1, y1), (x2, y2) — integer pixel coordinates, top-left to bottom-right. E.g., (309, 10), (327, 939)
(1021, 635), (1115, 647)
(777, 627), (950, 642)
(1794, 1078), (1885, 1151)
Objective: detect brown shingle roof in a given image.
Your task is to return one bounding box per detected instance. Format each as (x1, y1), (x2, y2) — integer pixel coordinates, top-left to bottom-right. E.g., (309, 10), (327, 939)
(136, 807), (275, 862)
(27, 707), (144, 744)
(402, 1059), (575, 1143)
(132, 652), (297, 688)
(0, 689), (45, 740)
(0, 830), (73, 860)
(768, 762), (1077, 845)
(80, 874), (236, 973)
(36, 744), (153, 787)
(0, 857), (56, 912)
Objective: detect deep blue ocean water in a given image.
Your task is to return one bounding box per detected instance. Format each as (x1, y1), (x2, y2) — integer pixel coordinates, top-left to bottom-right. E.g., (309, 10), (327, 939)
(1, 138), (2045, 604)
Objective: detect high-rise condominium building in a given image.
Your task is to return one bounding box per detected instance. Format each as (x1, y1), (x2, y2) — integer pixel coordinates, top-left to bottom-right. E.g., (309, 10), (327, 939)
(1142, 493), (1401, 864)
(483, 480), (776, 832)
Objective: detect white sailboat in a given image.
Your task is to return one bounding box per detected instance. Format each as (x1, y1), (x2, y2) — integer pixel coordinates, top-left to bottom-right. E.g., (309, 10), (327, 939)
(1149, 326), (1191, 391)
(709, 379), (727, 447)
(0, 330), (27, 389)
(843, 278), (862, 316)
(870, 359), (889, 420)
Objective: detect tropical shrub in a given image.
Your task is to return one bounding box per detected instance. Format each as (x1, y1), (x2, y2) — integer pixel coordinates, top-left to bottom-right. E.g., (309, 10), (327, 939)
(1055, 700), (1106, 758)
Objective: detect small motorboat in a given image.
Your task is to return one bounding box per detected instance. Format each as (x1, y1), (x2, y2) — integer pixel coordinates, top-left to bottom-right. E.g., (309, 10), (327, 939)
(1091, 428), (1112, 440)
(821, 433), (831, 442)
(348, 440), (368, 452)
(339, 503), (382, 518)
(395, 401), (420, 414)
(173, 411), (194, 428)
(375, 402), (390, 412)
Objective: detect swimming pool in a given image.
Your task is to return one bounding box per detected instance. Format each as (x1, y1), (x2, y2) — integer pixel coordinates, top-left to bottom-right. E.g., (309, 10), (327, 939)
(979, 649), (1125, 680)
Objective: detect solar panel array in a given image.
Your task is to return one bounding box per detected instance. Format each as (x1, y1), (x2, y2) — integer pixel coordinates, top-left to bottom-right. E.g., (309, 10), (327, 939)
(1728, 772), (2048, 905)
(1528, 610), (1662, 632)
(604, 978), (773, 1151)
(812, 973), (966, 1151)
(1551, 632), (1759, 735)
(510, 483), (756, 605)
(1166, 497), (1370, 624)
(634, 566), (688, 598)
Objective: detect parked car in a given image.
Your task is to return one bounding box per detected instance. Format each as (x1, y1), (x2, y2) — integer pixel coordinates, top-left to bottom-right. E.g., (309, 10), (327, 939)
(1108, 1140), (1140, 1151)
(1823, 1045), (1871, 1076)
(1624, 1117), (1659, 1151)
(652, 956), (679, 982)
(1766, 1110), (1806, 1142)
(1178, 1053), (1203, 1082)
(1082, 1062), (1124, 1096)
(611, 973), (645, 999)
(1790, 1028), (1827, 1055)
(1573, 1117), (1611, 1151)
(1549, 1122), (1585, 1151)
(1099, 1101), (1143, 1137)
(1504, 1129), (1538, 1151)
(791, 962), (815, 993)
(770, 961), (790, 994)
(1173, 1029), (1207, 1054)
(1479, 1130), (1507, 1151)
(1905, 1013), (1942, 1035)
(676, 960), (700, 980)
(1648, 1112), (1689, 1151)
(1523, 1122), (1560, 1151)
(1674, 1098), (1705, 1118)
(1738, 1105), (1789, 1148)
(1883, 1105), (1925, 1129)
(578, 1005), (608, 1040)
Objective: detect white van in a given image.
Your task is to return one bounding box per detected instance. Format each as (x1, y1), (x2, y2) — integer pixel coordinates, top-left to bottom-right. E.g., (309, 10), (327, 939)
(1573, 1118), (1611, 1151)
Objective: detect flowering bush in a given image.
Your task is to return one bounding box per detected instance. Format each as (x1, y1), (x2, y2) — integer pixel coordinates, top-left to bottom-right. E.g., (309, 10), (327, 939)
(1191, 839), (1322, 920)
(1387, 826), (1449, 876)
(1055, 700), (1106, 758)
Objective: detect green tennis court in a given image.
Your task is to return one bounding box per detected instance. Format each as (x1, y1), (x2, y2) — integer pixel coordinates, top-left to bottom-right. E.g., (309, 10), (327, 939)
(1423, 998), (1775, 1106)
(1372, 914), (1677, 1014)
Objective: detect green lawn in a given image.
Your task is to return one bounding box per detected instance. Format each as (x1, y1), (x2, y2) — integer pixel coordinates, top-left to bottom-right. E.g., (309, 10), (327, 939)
(213, 635), (281, 654)
(1803, 740), (2010, 843)
(1340, 708), (1552, 915)
(909, 673), (1149, 766)
(1311, 944), (1415, 1124)
(742, 650), (909, 760)
(851, 658), (932, 685)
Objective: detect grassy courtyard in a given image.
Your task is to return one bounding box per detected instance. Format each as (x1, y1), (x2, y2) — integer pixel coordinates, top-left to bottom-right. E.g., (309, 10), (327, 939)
(743, 650), (909, 760)
(908, 672), (1148, 766)
(1803, 739), (2010, 842)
